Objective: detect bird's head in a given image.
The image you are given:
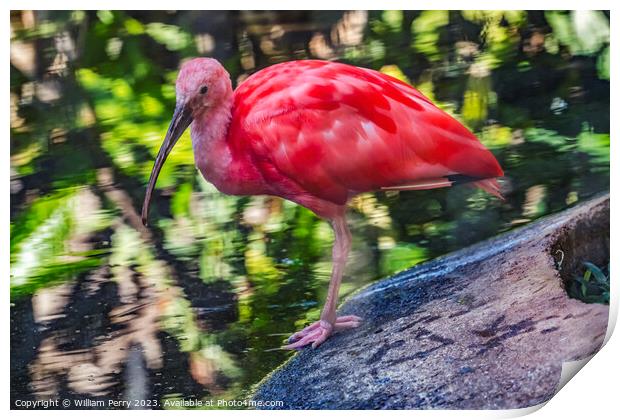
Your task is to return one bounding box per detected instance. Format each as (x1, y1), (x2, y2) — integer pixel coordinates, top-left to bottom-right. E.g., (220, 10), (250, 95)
(141, 58), (232, 225)
(176, 57), (233, 112)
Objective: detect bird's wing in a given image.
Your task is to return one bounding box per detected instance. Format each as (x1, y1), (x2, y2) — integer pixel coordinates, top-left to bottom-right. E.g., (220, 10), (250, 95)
(232, 60), (503, 205)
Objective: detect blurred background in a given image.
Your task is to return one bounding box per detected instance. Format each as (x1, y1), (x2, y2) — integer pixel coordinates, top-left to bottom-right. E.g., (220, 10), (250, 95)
(10, 10), (610, 408)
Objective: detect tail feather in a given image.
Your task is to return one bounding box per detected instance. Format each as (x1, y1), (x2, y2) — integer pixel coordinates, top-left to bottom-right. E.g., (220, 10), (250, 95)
(381, 176), (504, 199)
(380, 178), (453, 191)
(472, 178), (504, 200)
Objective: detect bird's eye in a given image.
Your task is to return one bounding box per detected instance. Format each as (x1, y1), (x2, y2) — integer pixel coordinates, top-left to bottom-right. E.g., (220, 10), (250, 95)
(199, 86), (208, 95)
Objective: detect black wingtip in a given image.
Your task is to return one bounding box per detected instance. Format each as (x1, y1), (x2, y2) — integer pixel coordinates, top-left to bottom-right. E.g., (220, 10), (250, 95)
(446, 174), (484, 185)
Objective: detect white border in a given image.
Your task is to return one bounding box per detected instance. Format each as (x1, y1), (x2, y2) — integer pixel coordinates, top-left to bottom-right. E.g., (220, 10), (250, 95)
(4, 2), (618, 419)
(1, 1), (618, 10)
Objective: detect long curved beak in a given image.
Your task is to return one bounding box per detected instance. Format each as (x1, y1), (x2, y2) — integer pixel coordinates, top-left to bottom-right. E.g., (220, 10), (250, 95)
(141, 103), (193, 226)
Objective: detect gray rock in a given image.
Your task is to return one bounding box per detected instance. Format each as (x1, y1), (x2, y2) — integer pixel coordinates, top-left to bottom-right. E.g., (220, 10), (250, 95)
(252, 194), (609, 409)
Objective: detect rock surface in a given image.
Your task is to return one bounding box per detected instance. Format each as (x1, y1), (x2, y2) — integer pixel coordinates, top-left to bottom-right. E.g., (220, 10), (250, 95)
(252, 194), (610, 409)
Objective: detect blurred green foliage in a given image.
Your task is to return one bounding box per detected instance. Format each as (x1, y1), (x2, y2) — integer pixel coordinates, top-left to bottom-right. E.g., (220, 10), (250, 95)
(568, 261), (610, 304)
(10, 10), (609, 406)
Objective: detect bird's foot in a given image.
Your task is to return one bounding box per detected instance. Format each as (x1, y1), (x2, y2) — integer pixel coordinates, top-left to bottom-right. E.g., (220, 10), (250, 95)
(284, 315), (362, 350)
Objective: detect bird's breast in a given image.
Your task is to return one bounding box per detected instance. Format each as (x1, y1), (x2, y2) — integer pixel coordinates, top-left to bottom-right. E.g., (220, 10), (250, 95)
(193, 142), (268, 197)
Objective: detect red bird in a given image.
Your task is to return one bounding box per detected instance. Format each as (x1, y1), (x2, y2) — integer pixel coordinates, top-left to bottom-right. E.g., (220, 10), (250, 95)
(142, 58), (503, 349)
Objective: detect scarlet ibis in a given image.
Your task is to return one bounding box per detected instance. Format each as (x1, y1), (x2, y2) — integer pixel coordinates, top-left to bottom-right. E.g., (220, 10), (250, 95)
(142, 58), (503, 349)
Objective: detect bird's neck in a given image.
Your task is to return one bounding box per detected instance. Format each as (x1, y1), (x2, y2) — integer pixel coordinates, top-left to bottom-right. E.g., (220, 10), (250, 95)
(191, 93), (265, 196)
(190, 97), (234, 188)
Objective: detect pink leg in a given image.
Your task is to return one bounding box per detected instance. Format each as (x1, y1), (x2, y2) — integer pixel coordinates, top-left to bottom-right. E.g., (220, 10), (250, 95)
(285, 215), (362, 350)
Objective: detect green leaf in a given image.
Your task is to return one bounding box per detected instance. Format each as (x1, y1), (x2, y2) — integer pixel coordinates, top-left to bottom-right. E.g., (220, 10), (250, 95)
(597, 46), (610, 80)
(583, 262), (607, 284)
(10, 190), (73, 257)
(145, 23), (192, 51)
(10, 188), (112, 298)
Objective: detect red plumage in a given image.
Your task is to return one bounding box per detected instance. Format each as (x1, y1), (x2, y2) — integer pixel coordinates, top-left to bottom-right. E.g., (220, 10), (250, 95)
(226, 60), (502, 216)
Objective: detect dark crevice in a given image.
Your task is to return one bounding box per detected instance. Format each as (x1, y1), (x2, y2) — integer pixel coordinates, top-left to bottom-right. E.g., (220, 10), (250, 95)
(552, 199), (609, 304)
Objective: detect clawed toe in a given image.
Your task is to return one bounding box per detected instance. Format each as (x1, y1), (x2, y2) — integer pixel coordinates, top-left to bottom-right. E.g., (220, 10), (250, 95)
(285, 320), (332, 350)
(284, 315), (362, 350)
(287, 322), (320, 344)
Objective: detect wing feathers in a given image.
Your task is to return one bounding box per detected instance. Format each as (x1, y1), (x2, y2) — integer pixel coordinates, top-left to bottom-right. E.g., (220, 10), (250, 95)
(232, 60), (503, 204)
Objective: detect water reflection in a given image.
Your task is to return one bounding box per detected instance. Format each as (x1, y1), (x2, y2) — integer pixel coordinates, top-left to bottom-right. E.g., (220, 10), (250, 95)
(10, 10), (609, 408)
